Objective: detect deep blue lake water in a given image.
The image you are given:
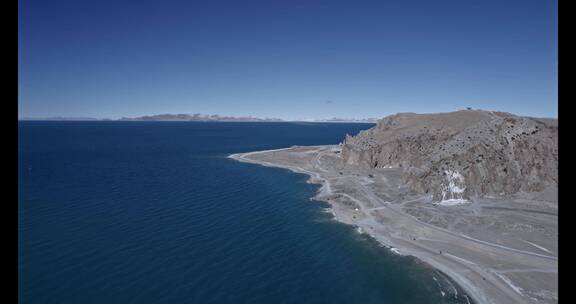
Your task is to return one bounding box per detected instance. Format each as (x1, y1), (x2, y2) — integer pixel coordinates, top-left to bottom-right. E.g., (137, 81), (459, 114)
(19, 121), (471, 304)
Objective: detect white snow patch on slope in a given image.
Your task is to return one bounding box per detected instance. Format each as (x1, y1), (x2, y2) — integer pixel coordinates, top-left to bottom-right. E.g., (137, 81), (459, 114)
(439, 170), (469, 205)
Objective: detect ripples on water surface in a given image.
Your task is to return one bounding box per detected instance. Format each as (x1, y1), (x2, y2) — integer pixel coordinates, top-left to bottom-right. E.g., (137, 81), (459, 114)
(19, 122), (472, 304)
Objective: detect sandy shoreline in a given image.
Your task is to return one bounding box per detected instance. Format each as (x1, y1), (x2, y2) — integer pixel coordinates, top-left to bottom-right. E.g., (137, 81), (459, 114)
(229, 145), (558, 304)
(229, 149), (481, 303)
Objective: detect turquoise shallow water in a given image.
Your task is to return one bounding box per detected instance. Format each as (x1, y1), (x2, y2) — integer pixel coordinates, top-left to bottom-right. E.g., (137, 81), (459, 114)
(19, 121), (472, 304)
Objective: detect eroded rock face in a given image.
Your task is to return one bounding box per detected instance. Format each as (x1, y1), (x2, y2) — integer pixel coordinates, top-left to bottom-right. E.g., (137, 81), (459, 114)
(341, 110), (558, 201)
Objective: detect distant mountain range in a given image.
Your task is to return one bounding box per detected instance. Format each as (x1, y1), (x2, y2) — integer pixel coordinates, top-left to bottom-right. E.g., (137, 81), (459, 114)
(118, 114), (284, 122)
(20, 114), (379, 123)
(20, 116), (107, 121)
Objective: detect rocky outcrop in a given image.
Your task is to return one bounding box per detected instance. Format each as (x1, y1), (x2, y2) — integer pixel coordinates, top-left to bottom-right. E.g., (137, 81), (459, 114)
(341, 110), (558, 202)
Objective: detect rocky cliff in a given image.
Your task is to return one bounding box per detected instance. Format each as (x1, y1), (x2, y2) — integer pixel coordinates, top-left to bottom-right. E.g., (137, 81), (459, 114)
(341, 110), (558, 202)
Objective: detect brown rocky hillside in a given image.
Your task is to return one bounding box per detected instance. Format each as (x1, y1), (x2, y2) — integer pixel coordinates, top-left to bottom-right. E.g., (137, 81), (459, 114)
(341, 110), (558, 201)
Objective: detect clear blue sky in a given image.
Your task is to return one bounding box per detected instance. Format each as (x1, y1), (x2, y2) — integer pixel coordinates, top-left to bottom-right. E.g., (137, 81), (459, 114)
(19, 0), (557, 120)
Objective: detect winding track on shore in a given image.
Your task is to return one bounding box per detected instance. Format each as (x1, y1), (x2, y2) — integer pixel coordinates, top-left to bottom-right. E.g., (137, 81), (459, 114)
(230, 146), (557, 304)
(312, 151), (557, 261)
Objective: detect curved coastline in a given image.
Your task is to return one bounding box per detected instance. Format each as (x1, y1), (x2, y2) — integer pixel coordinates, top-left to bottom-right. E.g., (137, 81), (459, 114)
(228, 147), (481, 304)
(229, 145), (558, 304)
